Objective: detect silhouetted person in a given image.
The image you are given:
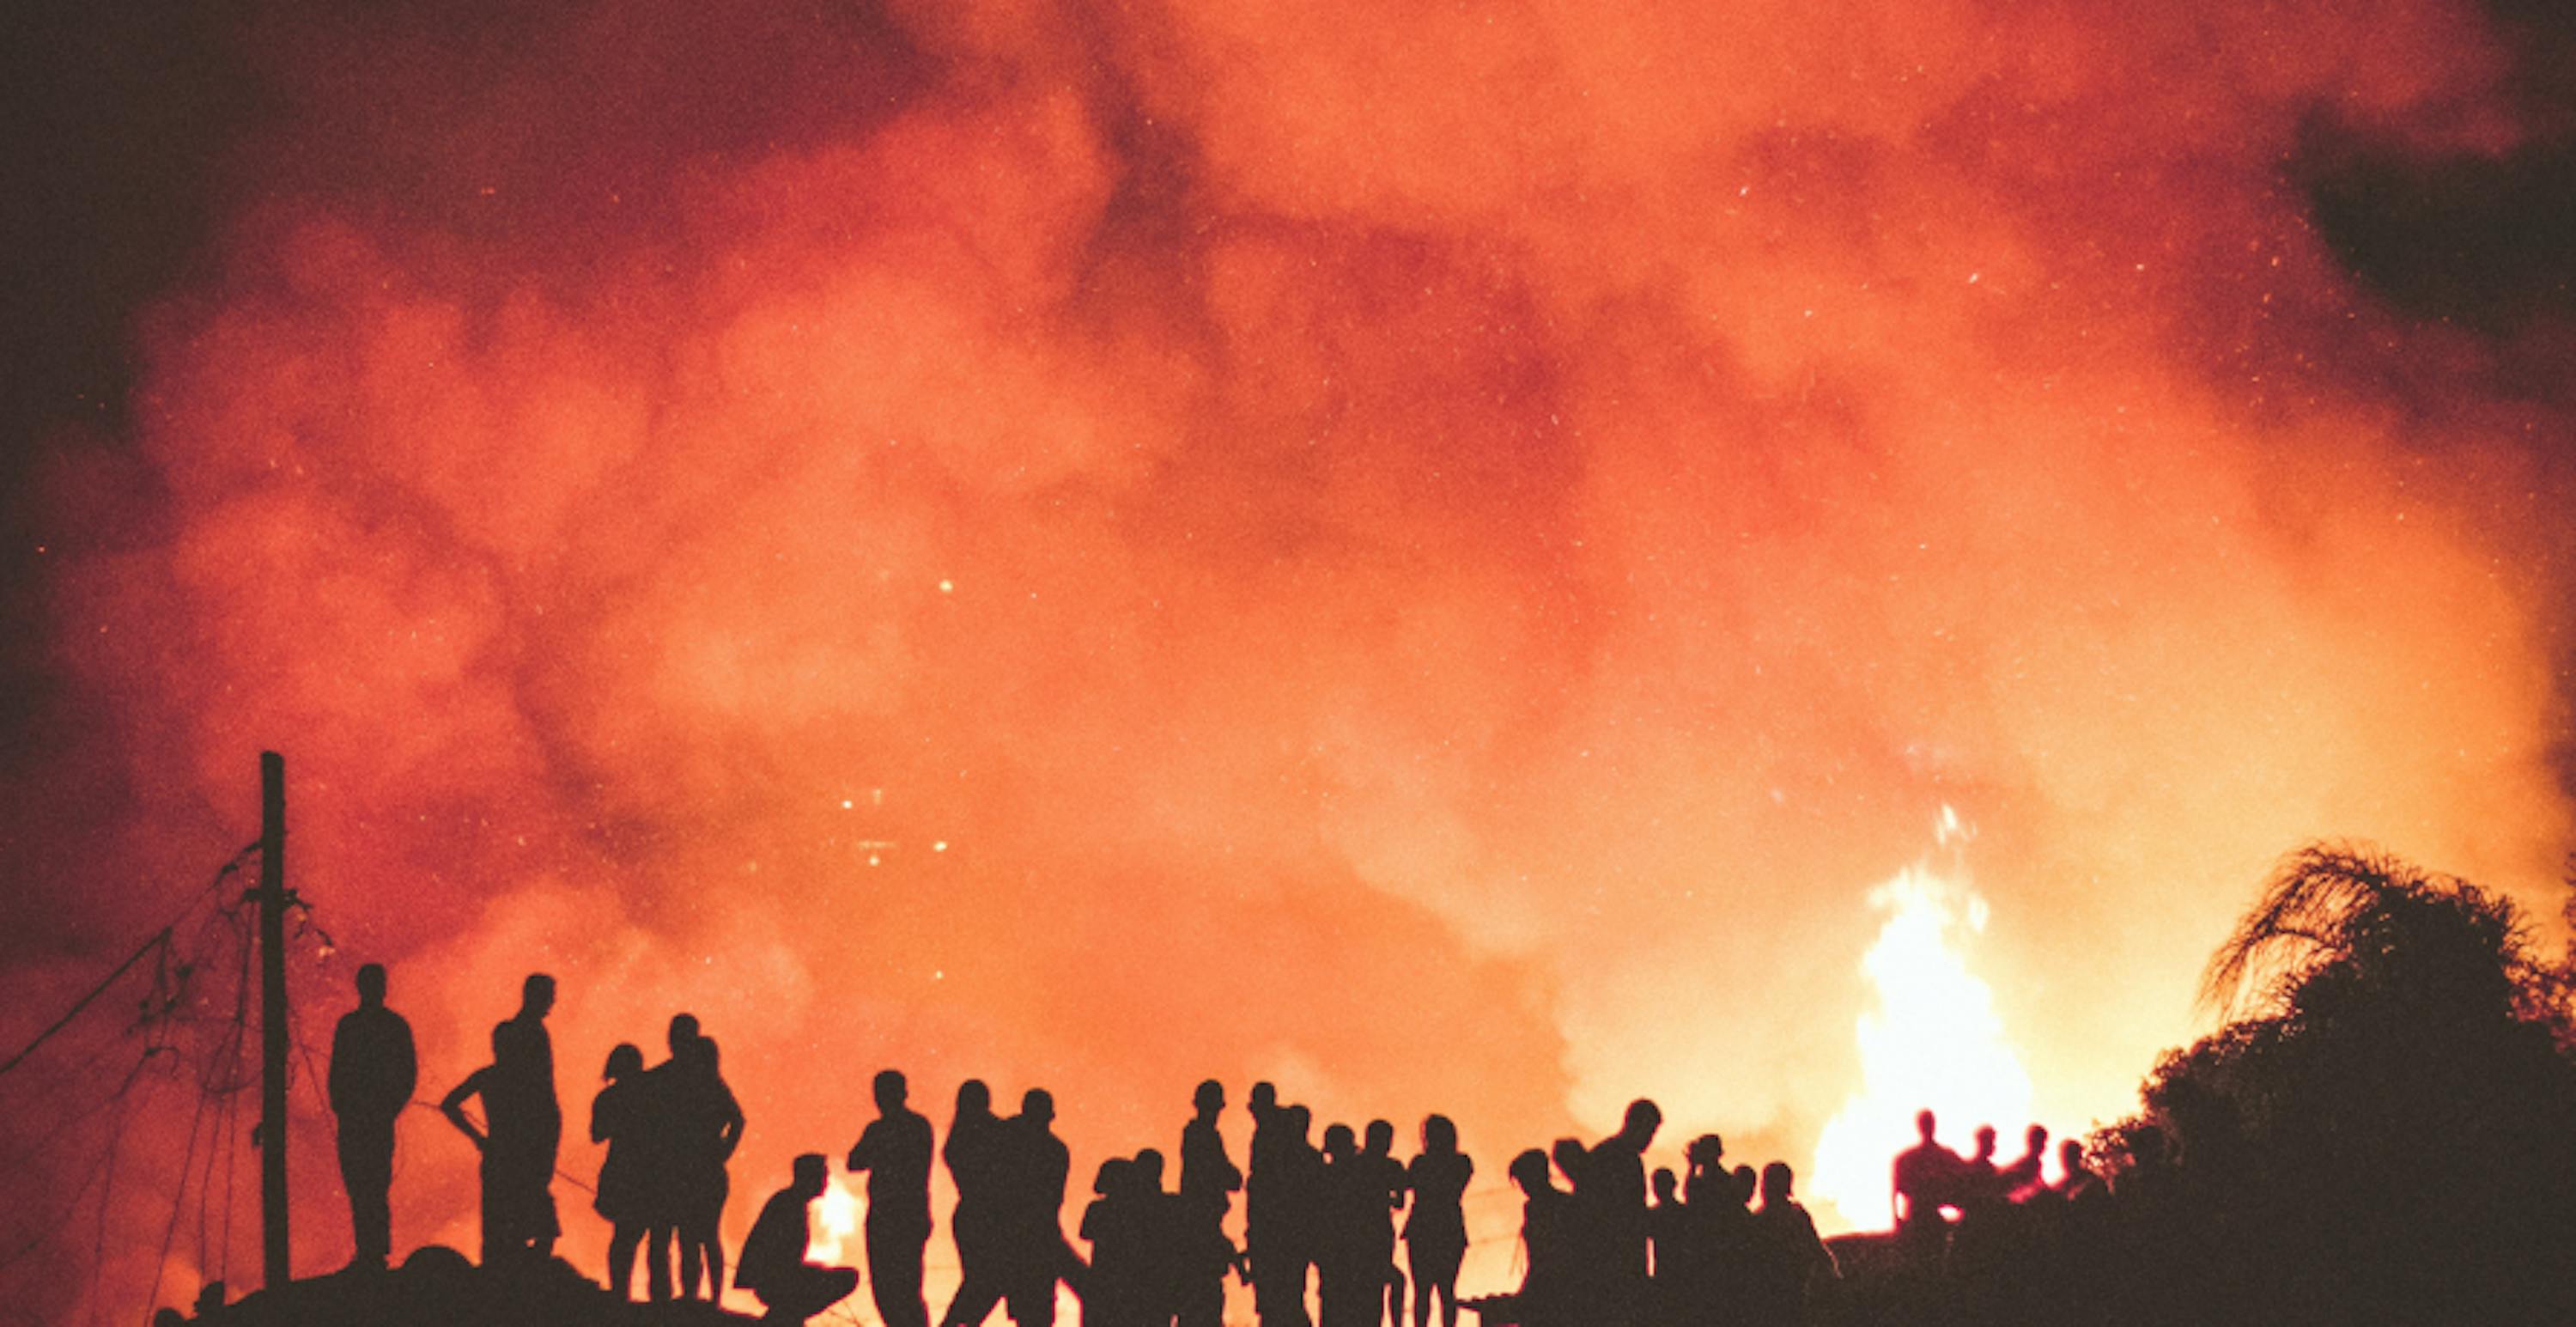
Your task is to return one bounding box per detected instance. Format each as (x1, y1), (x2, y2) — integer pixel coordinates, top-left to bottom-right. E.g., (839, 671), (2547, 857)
(1747, 1163), (1835, 1327)
(1507, 1147), (1575, 1327)
(639, 1013), (696, 1300)
(327, 962), (416, 1271)
(1129, 1148), (1185, 1327)
(674, 1032), (744, 1300)
(1177, 1080), (1242, 1327)
(1948, 1123), (2010, 1291)
(1255, 1103), (1320, 1327)
(591, 1044), (653, 1298)
(1081, 1157), (1145, 1327)
(1589, 1099), (1661, 1326)
(1674, 1133), (1741, 1324)
(738, 1154), (860, 1324)
(999, 1088), (1073, 1327)
(1546, 1136), (1607, 1319)
(1245, 1082), (1293, 1327)
(2002, 1124), (2050, 1201)
(1315, 1123), (1379, 1327)
(940, 1080), (1006, 1327)
(442, 973), (561, 1269)
(1360, 1121), (1406, 1327)
(1961, 1125), (2002, 1206)
(1645, 1168), (1682, 1326)
(849, 1068), (936, 1327)
(2052, 1138), (2099, 1203)
(641, 1013), (725, 1300)
(1404, 1115), (1471, 1327)
(1892, 1109), (1959, 1262)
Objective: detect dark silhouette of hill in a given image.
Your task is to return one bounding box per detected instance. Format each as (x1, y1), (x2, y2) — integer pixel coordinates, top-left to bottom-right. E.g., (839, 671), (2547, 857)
(166, 1249), (759, 1327)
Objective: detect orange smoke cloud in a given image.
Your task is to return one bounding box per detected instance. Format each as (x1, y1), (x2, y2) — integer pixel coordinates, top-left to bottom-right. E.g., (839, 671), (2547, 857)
(8, 0), (2573, 1314)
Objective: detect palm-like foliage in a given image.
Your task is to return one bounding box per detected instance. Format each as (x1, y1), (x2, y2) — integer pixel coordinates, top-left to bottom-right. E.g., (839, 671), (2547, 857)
(2198, 843), (2556, 1031)
(2093, 842), (2576, 1326)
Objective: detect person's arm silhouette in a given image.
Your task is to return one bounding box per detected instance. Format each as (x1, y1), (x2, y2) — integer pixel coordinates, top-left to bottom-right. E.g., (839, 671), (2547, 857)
(716, 1080), (744, 1162)
(441, 1067), (495, 1151)
(392, 1016), (418, 1110)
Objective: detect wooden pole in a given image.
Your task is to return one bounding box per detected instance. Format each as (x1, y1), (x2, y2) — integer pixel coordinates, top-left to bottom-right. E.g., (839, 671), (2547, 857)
(259, 751), (289, 1292)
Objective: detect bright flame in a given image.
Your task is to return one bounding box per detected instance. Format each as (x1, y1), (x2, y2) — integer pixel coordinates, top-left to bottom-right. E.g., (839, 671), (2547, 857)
(809, 1176), (862, 1263)
(1807, 807), (2033, 1232)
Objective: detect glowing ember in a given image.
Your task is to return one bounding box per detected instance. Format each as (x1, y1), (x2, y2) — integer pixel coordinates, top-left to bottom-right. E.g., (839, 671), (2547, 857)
(809, 1176), (861, 1263)
(1808, 807), (2034, 1232)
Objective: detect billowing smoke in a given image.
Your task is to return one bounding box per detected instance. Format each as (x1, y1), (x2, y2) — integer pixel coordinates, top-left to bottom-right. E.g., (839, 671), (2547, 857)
(5, 0), (2573, 1315)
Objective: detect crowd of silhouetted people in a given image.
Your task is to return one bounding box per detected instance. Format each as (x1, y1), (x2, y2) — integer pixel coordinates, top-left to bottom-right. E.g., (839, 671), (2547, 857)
(326, 965), (2116, 1325)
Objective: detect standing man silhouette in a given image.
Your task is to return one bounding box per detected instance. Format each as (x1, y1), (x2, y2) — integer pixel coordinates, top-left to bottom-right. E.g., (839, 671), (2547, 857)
(440, 974), (562, 1269)
(1176, 1080), (1242, 1327)
(1589, 1099), (1662, 1327)
(489, 973), (562, 1264)
(849, 1068), (937, 1327)
(1893, 1109), (1960, 1267)
(999, 1089), (1072, 1327)
(327, 963), (416, 1270)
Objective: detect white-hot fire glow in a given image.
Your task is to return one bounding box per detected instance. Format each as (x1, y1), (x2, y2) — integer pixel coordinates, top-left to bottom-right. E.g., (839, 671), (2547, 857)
(1807, 807), (2035, 1232)
(810, 1176), (862, 1263)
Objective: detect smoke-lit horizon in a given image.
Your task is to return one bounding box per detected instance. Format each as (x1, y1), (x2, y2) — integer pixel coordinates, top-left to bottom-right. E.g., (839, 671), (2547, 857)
(4, 0), (2573, 1318)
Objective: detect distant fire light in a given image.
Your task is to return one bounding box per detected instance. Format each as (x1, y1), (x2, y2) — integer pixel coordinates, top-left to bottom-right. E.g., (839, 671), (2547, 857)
(1807, 807), (2035, 1232)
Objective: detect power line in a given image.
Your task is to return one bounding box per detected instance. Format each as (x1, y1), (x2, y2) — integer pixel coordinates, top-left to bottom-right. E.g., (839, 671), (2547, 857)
(143, 1040), (217, 1324)
(0, 1046), (166, 1320)
(0, 929), (171, 1083)
(1, 839), (262, 1087)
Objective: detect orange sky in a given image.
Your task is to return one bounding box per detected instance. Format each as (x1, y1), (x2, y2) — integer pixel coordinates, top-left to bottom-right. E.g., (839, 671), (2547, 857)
(6, 0), (2574, 1317)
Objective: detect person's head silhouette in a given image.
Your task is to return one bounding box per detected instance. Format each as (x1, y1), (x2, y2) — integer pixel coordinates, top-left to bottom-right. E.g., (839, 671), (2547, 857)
(1620, 1099), (1663, 1147)
(875, 1069), (908, 1114)
(1022, 1088), (1054, 1125)
(1135, 1148), (1166, 1190)
(1551, 1138), (1585, 1184)
(1651, 1167), (1678, 1205)
(1972, 1125), (1997, 1162)
(1364, 1120), (1394, 1157)
(1194, 1080), (1224, 1121)
(791, 1153), (829, 1200)
(1250, 1081), (1277, 1113)
(2025, 1123), (2049, 1154)
(1509, 1149), (1552, 1197)
(1322, 1124), (1355, 1162)
(1916, 1110), (1938, 1143)
(1759, 1162), (1796, 1207)
(355, 963), (387, 1007)
(667, 1013), (700, 1056)
(521, 972), (556, 1018)
(604, 1043), (643, 1081)
(957, 1079), (991, 1117)
(1422, 1114), (1457, 1155)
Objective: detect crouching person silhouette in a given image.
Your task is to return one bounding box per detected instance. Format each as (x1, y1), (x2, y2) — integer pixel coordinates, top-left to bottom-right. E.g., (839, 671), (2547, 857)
(738, 1154), (861, 1324)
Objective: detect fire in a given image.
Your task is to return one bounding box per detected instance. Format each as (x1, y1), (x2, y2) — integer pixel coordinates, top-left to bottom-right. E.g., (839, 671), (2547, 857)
(1807, 807), (2035, 1233)
(13, 0), (2576, 1319)
(809, 1176), (862, 1263)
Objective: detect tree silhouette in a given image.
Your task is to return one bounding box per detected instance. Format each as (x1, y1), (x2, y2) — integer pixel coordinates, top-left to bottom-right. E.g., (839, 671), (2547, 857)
(2096, 843), (2576, 1326)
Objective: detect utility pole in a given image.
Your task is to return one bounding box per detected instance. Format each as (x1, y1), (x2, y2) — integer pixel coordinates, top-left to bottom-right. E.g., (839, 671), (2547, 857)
(259, 751), (289, 1292)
